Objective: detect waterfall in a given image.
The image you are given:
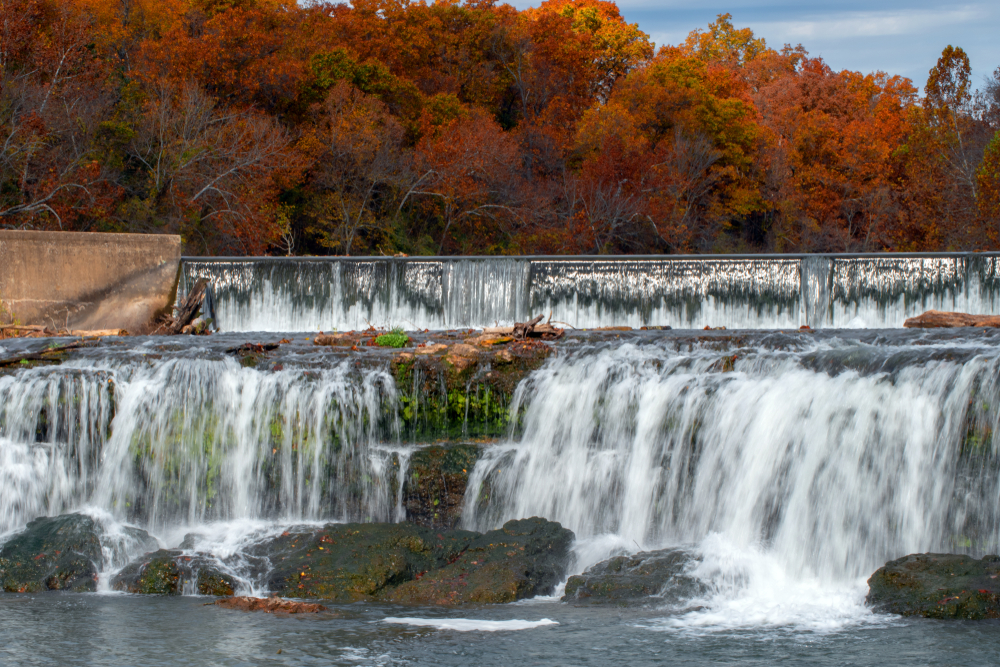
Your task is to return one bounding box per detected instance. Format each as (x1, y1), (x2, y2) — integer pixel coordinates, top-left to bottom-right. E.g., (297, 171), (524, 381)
(180, 254), (1000, 332)
(0, 356), (408, 535)
(463, 335), (1000, 584)
(3, 330), (1000, 620)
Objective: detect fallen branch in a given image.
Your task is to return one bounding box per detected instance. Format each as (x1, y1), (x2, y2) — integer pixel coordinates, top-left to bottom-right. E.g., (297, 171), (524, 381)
(0, 342), (85, 367)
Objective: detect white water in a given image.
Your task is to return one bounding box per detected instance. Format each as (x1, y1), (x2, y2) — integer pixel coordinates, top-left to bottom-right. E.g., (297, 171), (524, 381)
(3, 334), (1000, 629)
(181, 255), (1000, 331)
(0, 357), (408, 534)
(461, 338), (1000, 628)
(382, 617), (559, 631)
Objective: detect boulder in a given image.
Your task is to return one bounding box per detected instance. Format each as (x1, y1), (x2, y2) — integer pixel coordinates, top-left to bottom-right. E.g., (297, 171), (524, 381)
(866, 553), (1000, 619)
(384, 518), (574, 604)
(0, 514), (105, 593)
(252, 522), (477, 602)
(112, 549), (237, 596)
(562, 548), (706, 606)
(243, 518), (573, 605)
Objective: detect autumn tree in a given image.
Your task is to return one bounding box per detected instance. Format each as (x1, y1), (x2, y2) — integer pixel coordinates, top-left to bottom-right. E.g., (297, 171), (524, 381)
(0, 0), (117, 230)
(299, 81), (412, 255)
(411, 108), (522, 253)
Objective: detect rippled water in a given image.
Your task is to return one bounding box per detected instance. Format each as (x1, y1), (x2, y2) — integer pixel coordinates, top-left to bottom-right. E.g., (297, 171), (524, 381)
(1, 594), (999, 667)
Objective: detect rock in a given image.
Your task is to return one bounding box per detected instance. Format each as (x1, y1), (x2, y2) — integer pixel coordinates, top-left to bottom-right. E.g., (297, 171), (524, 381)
(314, 333), (354, 346)
(252, 522), (477, 602)
(562, 548), (706, 606)
(903, 311), (1000, 328)
(0, 514), (105, 593)
(243, 518), (573, 605)
(384, 518), (574, 605)
(213, 595), (328, 614)
(391, 338), (551, 441)
(403, 444), (481, 529)
(112, 549), (237, 596)
(866, 553), (1000, 619)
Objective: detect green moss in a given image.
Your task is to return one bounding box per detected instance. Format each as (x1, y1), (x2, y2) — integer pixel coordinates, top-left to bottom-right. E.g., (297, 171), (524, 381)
(376, 328), (409, 348)
(390, 343), (550, 442)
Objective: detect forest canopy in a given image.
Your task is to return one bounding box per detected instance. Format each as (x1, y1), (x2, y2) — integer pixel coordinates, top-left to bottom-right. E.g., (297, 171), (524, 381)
(1, 0), (999, 255)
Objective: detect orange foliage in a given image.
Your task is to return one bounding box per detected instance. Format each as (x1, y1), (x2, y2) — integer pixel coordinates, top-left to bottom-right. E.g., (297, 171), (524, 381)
(0, 3), (996, 255)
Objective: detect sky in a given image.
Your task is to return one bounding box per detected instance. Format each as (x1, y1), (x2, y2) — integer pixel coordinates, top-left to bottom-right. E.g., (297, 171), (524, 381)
(513, 0), (1000, 91)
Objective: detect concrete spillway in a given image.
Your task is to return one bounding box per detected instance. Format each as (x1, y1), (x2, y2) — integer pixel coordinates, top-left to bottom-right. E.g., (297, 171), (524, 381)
(179, 254), (1000, 332)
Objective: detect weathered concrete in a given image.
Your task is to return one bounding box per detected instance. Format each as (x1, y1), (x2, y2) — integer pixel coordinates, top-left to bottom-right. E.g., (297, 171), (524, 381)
(0, 231), (180, 333)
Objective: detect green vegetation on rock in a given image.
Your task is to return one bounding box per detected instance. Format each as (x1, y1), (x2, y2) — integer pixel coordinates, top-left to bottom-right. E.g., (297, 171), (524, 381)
(112, 549), (237, 596)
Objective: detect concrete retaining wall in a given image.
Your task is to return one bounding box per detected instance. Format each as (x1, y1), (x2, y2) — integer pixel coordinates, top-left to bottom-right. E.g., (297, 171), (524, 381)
(0, 231), (181, 333)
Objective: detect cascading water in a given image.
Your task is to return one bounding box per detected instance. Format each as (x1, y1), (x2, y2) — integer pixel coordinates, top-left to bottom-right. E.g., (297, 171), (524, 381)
(180, 254), (1000, 332)
(0, 353), (409, 537)
(2, 330), (1000, 633)
(461, 333), (1000, 628)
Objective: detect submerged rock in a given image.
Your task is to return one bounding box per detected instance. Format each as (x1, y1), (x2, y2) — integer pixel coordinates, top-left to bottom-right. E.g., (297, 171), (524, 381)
(112, 549), (237, 596)
(0, 514), (105, 593)
(385, 517), (573, 605)
(562, 548), (706, 606)
(403, 444), (481, 529)
(866, 553), (1000, 619)
(213, 595), (328, 614)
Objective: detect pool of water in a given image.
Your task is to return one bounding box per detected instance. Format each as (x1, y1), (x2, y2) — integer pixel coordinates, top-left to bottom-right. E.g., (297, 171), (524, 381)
(1, 593), (998, 667)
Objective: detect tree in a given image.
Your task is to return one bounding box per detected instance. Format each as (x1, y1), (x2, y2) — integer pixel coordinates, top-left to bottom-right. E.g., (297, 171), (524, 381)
(0, 0), (116, 230)
(122, 83), (299, 253)
(411, 108), (522, 253)
(300, 81), (412, 255)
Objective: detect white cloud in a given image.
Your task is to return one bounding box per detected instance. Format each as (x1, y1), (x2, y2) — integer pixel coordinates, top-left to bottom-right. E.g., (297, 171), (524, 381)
(749, 5), (984, 40)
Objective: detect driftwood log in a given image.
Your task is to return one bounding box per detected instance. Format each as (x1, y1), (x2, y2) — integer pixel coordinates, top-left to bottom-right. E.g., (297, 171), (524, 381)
(155, 279), (209, 335)
(903, 311), (1000, 328)
(485, 315), (565, 341)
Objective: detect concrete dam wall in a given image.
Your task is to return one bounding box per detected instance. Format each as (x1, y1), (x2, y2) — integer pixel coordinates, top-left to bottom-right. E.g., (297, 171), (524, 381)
(0, 230), (181, 332)
(179, 253), (1000, 331)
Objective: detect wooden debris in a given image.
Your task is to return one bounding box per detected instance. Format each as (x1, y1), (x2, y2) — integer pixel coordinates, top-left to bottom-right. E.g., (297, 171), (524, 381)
(0, 342), (86, 367)
(213, 595), (327, 614)
(513, 314), (544, 340)
(158, 279), (209, 335)
(903, 311), (1000, 328)
(485, 315), (565, 341)
(1, 325), (127, 339)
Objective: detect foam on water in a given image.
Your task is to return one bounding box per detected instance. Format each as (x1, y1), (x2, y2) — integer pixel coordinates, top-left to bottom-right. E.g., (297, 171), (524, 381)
(382, 618), (559, 632)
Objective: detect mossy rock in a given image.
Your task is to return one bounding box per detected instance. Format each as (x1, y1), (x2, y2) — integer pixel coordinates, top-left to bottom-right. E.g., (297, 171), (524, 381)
(384, 517), (574, 605)
(403, 444), (481, 529)
(562, 548), (706, 606)
(0, 514), (105, 593)
(252, 522), (477, 602)
(867, 553), (1000, 619)
(112, 549), (237, 596)
(391, 340), (551, 441)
